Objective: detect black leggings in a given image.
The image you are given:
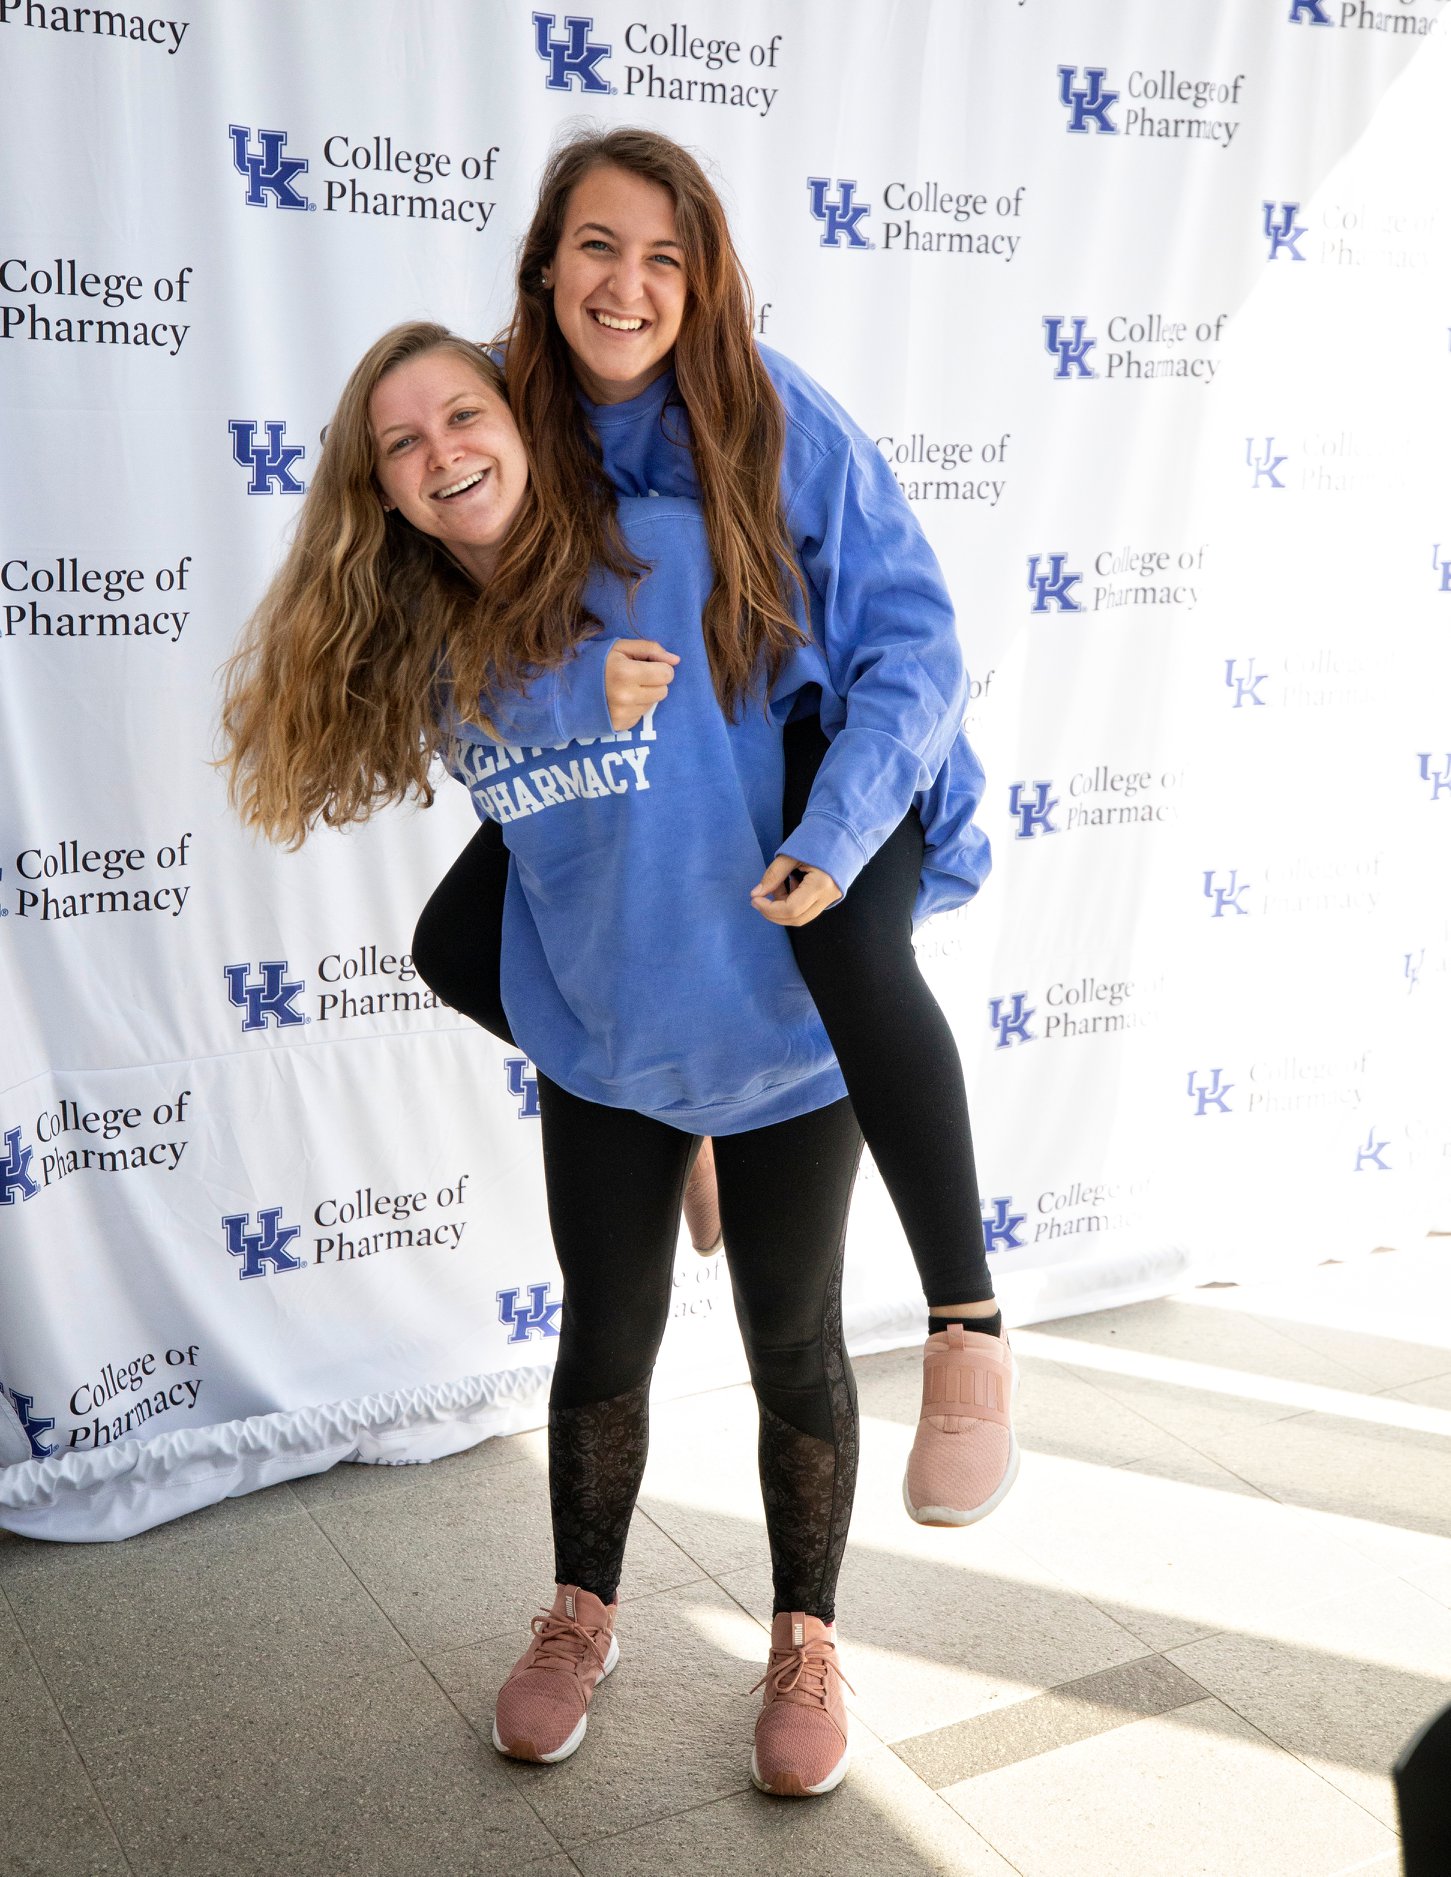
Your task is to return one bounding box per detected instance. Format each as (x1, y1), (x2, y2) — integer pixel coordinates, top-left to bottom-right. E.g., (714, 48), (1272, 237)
(412, 717), (990, 1307)
(537, 1073), (862, 1620)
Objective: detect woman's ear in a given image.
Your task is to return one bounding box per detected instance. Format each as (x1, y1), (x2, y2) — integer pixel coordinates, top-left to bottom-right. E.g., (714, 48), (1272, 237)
(540, 267), (553, 289)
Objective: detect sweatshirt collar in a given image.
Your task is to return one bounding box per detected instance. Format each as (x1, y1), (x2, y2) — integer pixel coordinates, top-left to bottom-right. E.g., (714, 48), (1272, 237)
(577, 365), (678, 428)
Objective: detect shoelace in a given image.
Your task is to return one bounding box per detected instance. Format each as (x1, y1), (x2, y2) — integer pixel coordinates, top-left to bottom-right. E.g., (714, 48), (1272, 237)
(527, 1607), (612, 1678)
(751, 1636), (856, 1709)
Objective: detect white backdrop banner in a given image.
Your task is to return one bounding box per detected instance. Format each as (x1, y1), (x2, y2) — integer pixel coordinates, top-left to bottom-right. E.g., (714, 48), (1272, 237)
(2, 0), (1448, 1539)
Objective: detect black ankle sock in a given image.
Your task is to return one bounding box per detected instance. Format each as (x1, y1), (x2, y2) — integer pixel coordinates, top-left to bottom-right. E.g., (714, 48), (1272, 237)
(928, 1310), (1002, 1338)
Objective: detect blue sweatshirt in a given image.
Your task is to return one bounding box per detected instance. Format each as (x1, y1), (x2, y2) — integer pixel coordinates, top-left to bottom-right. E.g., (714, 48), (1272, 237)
(495, 348), (990, 922)
(443, 498), (847, 1134)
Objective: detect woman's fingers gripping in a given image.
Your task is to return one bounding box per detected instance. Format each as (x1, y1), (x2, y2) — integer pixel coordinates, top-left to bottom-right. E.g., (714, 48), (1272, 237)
(605, 638), (679, 731)
(749, 856), (843, 927)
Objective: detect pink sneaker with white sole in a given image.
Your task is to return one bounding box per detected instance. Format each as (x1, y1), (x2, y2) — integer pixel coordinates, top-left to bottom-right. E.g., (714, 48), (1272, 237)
(751, 1611), (853, 1797)
(903, 1324), (1019, 1526)
(492, 1585), (618, 1763)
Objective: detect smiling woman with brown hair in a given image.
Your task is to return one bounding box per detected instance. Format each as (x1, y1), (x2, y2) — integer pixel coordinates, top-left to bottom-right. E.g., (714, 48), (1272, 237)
(412, 128), (1006, 1562)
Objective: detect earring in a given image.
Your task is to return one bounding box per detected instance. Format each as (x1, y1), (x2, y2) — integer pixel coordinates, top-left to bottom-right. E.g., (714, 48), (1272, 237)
(541, 268), (553, 289)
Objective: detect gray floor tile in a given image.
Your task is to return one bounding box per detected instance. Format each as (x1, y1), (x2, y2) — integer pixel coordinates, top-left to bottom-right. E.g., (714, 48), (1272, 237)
(1189, 1250), (1451, 1391)
(85, 1658), (560, 1877)
(1391, 1369), (1451, 1409)
(1031, 1296), (1374, 1383)
(635, 1384), (767, 1578)
(894, 1653), (1209, 1787)
(3, 1264), (1437, 1877)
(1025, 1301), (1379, 1450)
(0, 1480), (305, 1584)
(942, 1697), (1398, 1877)
(714, 1533), (1147, 1747)
(1202, 1406), (1451, 1541)
(309, 1455), (704, 1654)
(430, 1577), (770, 1847)
(1247, 1312), (1451, 1392)
(3, 1507), (411, 1751)
(572, 1740), (1018, 1876)
(1169, 1573), (1451, 1827)
(1401, 1555), (1451, 1609)
(0, 1603), (134, 1876)
(997, 1436), (1386, 1654)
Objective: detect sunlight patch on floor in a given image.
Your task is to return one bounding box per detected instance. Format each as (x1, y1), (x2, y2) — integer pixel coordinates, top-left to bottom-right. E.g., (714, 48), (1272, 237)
(1013, 1329), (1451, 1437)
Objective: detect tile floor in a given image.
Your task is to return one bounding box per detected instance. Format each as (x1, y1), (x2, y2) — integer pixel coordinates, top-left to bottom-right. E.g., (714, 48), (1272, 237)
(5, 1243), (1448, 1876)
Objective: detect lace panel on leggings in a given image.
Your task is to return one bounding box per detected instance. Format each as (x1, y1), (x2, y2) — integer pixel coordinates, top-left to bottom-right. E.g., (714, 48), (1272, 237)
(548, 1378), (652, 1605)
(757, 1254), (858, 1623)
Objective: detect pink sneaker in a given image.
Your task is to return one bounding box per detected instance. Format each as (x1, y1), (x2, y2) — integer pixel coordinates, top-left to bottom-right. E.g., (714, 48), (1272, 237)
(683, 1136), (724, 1255)
(903, 1324), (1019, 1527)
(751, 1611), (853, 1797)
(492, 1585), (619, 1764)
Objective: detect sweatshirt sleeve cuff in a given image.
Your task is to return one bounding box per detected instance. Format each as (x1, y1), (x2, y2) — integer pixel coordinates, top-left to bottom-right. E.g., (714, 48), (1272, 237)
(549, 637), (618, 744)
(777, 813), (869, 901)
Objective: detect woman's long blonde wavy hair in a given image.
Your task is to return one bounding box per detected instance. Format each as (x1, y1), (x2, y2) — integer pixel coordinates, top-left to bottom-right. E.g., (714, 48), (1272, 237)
(219, 323), (598, 848)
(508, 126), (807, 718)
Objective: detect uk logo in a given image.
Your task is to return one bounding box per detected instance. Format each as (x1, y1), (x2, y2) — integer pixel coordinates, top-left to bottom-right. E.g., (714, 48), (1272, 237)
(533, 12), (612, 91)
(228, 126), (311, 211)
(1187, 1068), (1234, 1115)
(505, 1056), (541, 1119)
(497, 1283), (562, 1343)
(1263, 201), (1307, 261)
(229, 421), (306, 495)
(1419, 754), (1451, 800)
(982, 1196), (1027, 1252)
(806, 179), (873, 249)
(3, 1388), (55, 1459)
(1246, 437), (1288, 490)
(988, 994), (1037, 1049)
(1225, 659), (1268, 708)
(221, 1208), (304, 1280)
(1354, 1128), (1390, 1171)
(1028, 553), (1083, 612)
(1203, 870), (1252, 917)
(1057, 65), (1119, 134)
(1432, 543), (1451, 592)
(224, 961), (308, 1031)
(0, 1126), (39, 1205)
(1043, 316), (1097, 379)
(1008, 781), (1059, 839)
(1289, 0), (1333, 22)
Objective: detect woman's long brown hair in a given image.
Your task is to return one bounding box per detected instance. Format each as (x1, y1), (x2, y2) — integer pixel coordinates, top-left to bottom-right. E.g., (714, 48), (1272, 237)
(508, 126), (807, 718)
(219, 322), (604, 847)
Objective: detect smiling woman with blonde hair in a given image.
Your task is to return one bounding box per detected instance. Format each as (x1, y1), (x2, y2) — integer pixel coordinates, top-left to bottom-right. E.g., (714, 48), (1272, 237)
(220, 319), (876, 1799)
(221, 325), (624, 846)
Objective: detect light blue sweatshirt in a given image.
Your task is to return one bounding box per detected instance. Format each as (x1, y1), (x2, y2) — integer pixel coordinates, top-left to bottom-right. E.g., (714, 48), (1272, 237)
(478, 346), (989, 922)
(443, 498), (847, 1134)
(580, 346), (992, 921)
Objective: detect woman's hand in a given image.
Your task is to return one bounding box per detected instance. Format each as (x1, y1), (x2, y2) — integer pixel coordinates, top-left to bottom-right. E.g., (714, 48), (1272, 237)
(750, 856), (842, 927)
(605, 638), (679, 731)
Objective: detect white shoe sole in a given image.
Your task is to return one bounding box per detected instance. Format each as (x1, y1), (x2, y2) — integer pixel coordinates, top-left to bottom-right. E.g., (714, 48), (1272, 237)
(903, 1431), (1020, 1527)
(750, 1739), (850, 1797)
(492, 1632), (619, 1764)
